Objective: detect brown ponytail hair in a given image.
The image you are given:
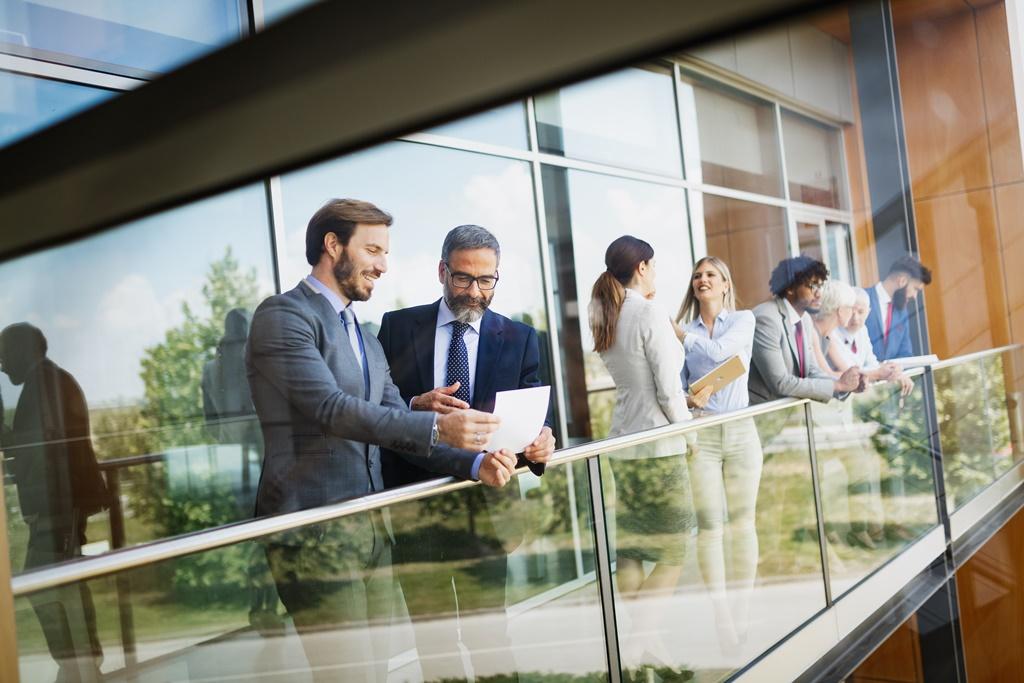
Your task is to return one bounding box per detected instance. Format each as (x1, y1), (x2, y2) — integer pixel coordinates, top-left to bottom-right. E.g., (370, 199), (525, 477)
(589, 235), (655, 352)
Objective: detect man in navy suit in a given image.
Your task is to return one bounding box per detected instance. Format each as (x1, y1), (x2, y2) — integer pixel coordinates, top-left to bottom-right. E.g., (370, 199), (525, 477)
(865, 255), (932, 361)
(378, 224), (554, 682)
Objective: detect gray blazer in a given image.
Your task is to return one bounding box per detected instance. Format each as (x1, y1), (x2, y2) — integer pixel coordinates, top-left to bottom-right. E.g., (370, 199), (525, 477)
(246, 283), (477, 518)
(748, 298), (835, 404)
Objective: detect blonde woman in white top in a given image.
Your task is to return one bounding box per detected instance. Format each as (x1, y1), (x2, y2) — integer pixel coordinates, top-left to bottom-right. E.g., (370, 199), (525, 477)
(589, 235), (693, 673)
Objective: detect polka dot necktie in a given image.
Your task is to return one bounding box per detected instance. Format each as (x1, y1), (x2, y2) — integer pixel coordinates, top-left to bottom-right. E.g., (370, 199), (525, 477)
(446, 321), (471, 405)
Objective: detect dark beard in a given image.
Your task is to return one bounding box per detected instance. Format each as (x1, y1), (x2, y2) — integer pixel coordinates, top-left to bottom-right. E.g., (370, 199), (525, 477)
(892, 286), (908, 310)
(333, 252), (369, 302)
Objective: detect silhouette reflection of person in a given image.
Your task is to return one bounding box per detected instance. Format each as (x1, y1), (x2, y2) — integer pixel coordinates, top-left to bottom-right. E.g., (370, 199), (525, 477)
(201, 309), (282, 635)
(0, 323), (106, 682)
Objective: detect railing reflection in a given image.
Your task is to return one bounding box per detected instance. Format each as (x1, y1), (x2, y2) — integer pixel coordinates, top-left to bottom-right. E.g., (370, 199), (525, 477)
(9, 345), (1024, 682)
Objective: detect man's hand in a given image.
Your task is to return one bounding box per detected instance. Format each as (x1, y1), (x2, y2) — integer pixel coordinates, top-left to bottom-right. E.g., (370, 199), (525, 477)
(877, 362), (900, 381)
(523, 426), (555, 464)
(436, 409), (500, 450)
(835, 366), (864, 393)
(688, 385), (714, 409)
(411, 382), (469, 414)
(896, 372), (914, 397)
(478, 449), (517, 488)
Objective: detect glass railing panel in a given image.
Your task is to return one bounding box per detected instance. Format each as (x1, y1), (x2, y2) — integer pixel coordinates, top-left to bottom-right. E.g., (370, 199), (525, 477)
(600, 403), (826, 681)
(15, 457), (610, 683)
(937, 348), (1024, 512)
(812, 373), (940, 598)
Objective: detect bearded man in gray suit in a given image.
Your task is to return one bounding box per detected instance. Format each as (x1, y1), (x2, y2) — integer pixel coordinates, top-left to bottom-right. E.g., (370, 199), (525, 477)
(246, 198), (517, 682)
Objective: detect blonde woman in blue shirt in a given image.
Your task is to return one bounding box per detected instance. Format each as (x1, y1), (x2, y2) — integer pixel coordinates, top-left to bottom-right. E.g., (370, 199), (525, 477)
(674, 255), (763, 652)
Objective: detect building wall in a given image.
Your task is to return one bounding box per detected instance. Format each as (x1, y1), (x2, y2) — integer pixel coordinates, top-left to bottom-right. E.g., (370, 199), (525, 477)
(893, 0), (1024, 358)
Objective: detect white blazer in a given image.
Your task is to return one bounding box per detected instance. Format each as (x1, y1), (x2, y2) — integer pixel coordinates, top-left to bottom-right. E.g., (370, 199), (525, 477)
(597, 288), (691, 457)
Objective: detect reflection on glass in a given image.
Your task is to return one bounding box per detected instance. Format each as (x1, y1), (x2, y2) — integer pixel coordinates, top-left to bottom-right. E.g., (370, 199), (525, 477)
(937, 350), (1024, 510)
(1, 0), (243, 73)
(427, 101), (529, 149)
(813, 375), (939, 596)
(0, 186), (275, 570)
(262, 0), (320, 26)
(679, 72), (784, 196)
(700, 194), (788, 307)
(535, 66), (683, 177)
(781, 109), (848, 209)
(602, 404), (825, 680)
(0, 71), (115, 149)
(277, 141), (547, 331)
(15, 463), (610, 682)
(797, 219), (824, 262)
(542, 166), (690, 442)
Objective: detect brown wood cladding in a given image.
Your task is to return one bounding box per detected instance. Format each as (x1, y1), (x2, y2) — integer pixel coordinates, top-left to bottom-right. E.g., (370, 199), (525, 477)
(957, 506), (1024, 680)
(894, 0), (1022, 358)
(848, 614), (924, 682)
(703, 194), (787, 307)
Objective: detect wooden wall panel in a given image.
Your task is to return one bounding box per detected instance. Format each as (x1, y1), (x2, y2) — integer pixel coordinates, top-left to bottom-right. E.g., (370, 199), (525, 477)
(957, 505), (1024, 681)
(895, 7), (993, 199)
(848, 614), (924, 682)
(914, 189), (1007, 356)
(995, 182), (1024, 336)
(977, 3), (1024, 185)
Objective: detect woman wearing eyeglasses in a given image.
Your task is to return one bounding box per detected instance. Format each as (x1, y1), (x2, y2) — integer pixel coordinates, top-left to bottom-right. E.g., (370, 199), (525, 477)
(589, 235), (693, 673)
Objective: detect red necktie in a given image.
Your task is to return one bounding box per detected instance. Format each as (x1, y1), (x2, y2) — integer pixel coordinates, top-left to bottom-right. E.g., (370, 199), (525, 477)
(852, 340), (858, 354)
(794, 320), (806, 378)
(884, 302), (894, 343)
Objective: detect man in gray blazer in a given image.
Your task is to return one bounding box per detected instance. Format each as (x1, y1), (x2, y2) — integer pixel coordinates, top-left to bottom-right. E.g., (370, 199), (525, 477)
(749, 256), (863, 404)
(246, 198), (517, 682)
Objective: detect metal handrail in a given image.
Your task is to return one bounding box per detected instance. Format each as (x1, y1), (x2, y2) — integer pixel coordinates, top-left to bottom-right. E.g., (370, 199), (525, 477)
(12, 343), (1021, 596)
(930, 343), (1021, 370)
(11, 396), (805, 596)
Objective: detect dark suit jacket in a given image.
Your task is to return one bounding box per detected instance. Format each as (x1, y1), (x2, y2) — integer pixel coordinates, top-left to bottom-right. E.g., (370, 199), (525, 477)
(245, 283), (479, 518)
(377, 300), (549, 488)
(865, 285), (913, 361)
(4, 359), (108, 525)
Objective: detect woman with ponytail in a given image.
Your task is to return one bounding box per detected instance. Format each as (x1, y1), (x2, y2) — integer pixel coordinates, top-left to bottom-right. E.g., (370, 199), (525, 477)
(589, 235), (693, 673)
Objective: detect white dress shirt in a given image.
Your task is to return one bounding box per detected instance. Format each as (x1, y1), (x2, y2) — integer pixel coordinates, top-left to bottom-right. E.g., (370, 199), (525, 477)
(832, 325), (880, 370)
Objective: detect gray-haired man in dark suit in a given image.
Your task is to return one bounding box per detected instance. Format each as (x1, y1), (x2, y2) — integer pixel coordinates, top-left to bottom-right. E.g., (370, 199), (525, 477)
(246, 198), (517, 682)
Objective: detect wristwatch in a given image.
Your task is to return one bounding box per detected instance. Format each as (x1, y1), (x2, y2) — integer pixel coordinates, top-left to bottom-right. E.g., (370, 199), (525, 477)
(429, 417), (440, 452)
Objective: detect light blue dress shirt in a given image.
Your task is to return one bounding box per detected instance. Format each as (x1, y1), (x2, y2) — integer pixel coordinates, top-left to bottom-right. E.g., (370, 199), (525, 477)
(681, 308), (756, 414)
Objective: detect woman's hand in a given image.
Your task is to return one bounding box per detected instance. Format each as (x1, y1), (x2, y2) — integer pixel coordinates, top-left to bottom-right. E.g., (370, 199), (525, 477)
(688, 385), (713, 409)
(671, 319), (686, 342)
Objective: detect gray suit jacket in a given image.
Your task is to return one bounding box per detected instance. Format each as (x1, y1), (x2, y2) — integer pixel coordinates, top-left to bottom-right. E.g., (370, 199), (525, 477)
(748, 298), (835, 404)
(246, 282), (477, 518)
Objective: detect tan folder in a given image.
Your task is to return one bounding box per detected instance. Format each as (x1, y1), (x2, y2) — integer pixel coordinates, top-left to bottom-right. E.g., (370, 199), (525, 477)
(689, 354), (746, 395)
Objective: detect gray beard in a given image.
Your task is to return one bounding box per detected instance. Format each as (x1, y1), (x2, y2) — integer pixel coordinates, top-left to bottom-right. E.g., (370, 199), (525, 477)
(445, 291), (487, 323)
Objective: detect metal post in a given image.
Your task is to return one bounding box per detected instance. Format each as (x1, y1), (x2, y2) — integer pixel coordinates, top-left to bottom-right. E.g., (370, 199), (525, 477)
(803, 402), (833, 606)
(106, 469), (139, 676)
(586, 456), (622, 683)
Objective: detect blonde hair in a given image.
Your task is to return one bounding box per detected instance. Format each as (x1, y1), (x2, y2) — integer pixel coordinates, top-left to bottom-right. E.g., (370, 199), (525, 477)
(676, 256), (738, 324)
(814, 280), (857, 319)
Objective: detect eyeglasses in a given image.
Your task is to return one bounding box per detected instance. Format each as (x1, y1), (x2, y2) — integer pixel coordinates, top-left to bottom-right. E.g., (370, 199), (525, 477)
(806, 280), (824, 293)
(445, 264), (499, 290)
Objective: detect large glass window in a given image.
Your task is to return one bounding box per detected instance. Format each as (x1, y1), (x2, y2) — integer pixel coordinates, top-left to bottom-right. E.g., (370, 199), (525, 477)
(782, 109), (849, 209)
(1, 1), (244, 74)
(700, 193), (788, 307)
(680, 71), (784, 197)
(535, 66), (683, 177)
(543, 166), (690, 441)
(0, 185), (276, 571)
(276, 141), (547, 332)
(0, 70), (115, 148)
(426, 101), (529, 149)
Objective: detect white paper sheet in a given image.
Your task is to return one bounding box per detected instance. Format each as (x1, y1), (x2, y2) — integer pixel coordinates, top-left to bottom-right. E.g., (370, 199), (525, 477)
(488, 386), (551, 453)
